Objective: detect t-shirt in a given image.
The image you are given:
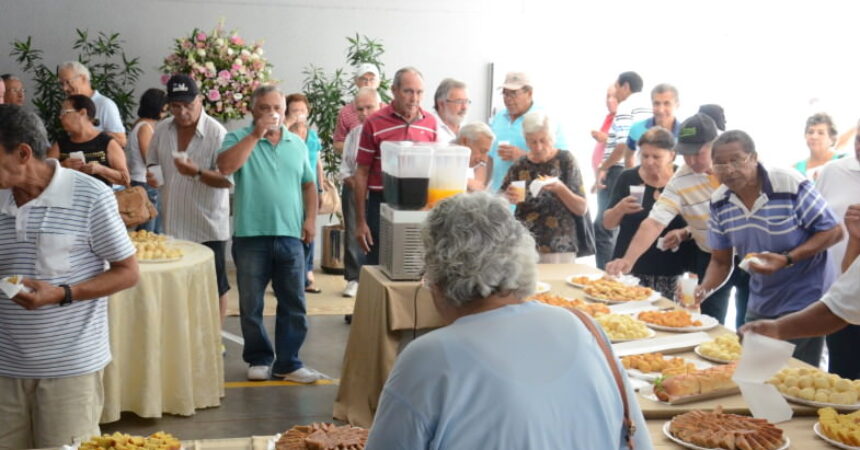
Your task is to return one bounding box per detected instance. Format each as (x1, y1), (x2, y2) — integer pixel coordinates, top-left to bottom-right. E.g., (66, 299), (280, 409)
(815, 155), (860, 272)
(57, 132), (115, 186)
(339, 125), (363, 181)
(709, 165), (839, 317)
(602, 92), (652, 166)
(219, 126), (314, 238)
(125, 121), (152, 183)
(500, 151), (587, 254)
(366, 301), (650, 450)
(793, 153), (845, 181)
(91, 90), (125, 135)
(821, 255), (860, 325)
(608, 166), (695, 276)
(649, 164), (721, 252)
(305, 128), (321, 185)
(626, 117), (681, 153)
(0, 161), (135, 378)
(432, 110), (457, 144)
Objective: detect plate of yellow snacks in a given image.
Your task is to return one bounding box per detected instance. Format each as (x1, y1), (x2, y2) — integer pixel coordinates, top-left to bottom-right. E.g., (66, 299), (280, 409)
(128, 231), (184, 263)
(769, 367), (860, 410)
(621, 352), (711, 382)
(584, 278), (659, 303)
(529, 293), (610, 318)
(638, 310), (719, 332)
(694, 333), (742, 364)
(78, 431), (182, 449)
(815, 407), (860, 449)
(596, 313), (656, 343)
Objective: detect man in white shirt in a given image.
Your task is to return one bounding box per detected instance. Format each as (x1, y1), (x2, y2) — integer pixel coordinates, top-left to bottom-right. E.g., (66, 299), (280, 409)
(57, 61), (127, 147)
(432, 78), (469, 143)
(146, 74), (233, 322)
(454, 121), (495, 192)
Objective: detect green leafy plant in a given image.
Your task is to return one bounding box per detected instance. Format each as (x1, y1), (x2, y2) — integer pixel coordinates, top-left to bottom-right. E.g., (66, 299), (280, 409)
(10, 30), (142, 142)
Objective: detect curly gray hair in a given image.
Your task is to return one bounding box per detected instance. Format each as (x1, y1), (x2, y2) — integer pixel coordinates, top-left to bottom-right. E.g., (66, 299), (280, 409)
(422, 192), (538, 307)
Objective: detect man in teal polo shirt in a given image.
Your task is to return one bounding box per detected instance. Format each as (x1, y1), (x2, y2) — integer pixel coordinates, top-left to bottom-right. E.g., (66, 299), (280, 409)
(217, 85), (324, 383)
(487, 72), (567, 192)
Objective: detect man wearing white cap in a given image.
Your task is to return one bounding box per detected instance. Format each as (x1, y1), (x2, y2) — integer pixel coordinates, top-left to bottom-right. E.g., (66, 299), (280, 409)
(487, 72), (567, 192)
(333, 63), (385, 154)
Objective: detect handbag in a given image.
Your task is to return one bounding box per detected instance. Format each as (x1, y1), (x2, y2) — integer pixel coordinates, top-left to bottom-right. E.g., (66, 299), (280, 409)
(115, 186), (158, 227)
(318, 176), (341, 216)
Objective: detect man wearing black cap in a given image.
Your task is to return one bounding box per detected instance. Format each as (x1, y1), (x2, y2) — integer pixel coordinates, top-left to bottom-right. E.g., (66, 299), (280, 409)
(146, 74), (233, 324)
(698, 104), (726, 131)
(606, 113), (745, 325)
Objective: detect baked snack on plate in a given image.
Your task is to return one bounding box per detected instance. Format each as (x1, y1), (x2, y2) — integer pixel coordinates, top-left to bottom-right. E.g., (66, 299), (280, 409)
(664, 406), (788, 450)
(816, 407), (860, 448)
(653, 362), (739, 404)
(695, 334), (742, 363)
(79, 431), (181, 449)
(584, 277), (657, 303)
(275, 423), (368, 450)
(595, 314), (655, 342)
(638, 310), (720, 332)
(530, 293), (610, 317)
(769, 367), (860, 410)
(128, 231), (184, 262)
(621, 352), (710, 381)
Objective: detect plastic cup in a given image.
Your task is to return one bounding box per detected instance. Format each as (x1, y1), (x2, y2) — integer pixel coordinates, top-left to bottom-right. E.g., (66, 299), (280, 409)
(149, 165), (164, 187)
(678, 275), (698, 310)
(629, 185), (645, 205)
(511, 180), (526, 203)
(269, 113), (281, 131)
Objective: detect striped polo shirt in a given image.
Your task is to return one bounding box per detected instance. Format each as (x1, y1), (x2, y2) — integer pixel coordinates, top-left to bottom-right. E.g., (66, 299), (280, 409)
(356, 105), (437, 191)
(649, 164), (721, 252)
(708, 164), (838, 317)
(0, 160), (136, 378)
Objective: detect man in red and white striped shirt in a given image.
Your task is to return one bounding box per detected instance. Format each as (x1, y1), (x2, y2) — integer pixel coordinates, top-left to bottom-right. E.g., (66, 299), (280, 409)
(353, 67), (437, 264)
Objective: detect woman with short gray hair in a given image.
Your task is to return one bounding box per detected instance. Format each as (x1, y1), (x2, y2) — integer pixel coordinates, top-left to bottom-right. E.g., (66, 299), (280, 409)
(366, 192), (651, 450)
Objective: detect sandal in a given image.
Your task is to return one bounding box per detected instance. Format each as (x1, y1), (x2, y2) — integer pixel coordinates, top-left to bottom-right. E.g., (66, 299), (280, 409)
(305, 285), (322, 294)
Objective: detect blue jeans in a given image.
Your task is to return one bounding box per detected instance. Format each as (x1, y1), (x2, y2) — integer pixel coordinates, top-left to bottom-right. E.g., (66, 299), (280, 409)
(746, 309), (823, 367)
(594, 165), (622, 269)
(131, 181), (161, 233)
(232, 236), (308, 374)
(303, 241), (314, 285)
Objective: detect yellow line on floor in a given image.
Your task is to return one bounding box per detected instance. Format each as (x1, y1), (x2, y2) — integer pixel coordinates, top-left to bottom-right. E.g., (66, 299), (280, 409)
(225, 379), (340, 388)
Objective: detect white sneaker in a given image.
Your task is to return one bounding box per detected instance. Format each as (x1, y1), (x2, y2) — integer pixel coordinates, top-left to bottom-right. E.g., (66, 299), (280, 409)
(247, 365), (270, 381)
(342, 280), (359, 297)
(275, 367), (330, 383)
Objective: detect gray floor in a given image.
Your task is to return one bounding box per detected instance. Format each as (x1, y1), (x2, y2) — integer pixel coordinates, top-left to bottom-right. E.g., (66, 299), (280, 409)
(101, 314), (351, 439)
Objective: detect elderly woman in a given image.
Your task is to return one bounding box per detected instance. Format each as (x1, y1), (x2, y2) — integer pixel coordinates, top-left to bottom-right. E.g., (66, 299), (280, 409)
(454, 121), (494, 192)
(500, 111), (592, 263)
(794, 113), (843, 180)
(603, 127), (695, 299)
(48, 95), (130, 187)
(366, 192), (650, 449)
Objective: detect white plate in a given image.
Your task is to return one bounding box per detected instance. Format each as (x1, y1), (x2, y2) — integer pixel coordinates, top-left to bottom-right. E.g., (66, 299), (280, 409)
(694, 345), (739, 364)
(565, 273), (603, 288)
(641, 313), (720, 332)
(586, 289), (661, 304)
(625, 356), (711, 382)
(814, 422), (860, 449)
(610, 327), (656, 343)
(662, 421), (790, 450)
(139, 256), (183, 264)
(614, 332), (713, 357)
(534, 281), (551, 294)
(781, 392), (860, 411)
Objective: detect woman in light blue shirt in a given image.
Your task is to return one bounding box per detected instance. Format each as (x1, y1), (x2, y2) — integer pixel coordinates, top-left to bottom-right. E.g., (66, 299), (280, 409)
(366, 192), (651, 450)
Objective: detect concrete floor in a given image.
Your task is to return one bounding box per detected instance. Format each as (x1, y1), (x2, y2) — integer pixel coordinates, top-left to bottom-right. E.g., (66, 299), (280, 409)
(101, 314), (351, 439)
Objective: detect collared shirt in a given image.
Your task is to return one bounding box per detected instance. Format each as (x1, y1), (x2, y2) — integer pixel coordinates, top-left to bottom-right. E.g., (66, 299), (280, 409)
(333, 100), (388, 143)
(91, 90), (125, 134)
(821, 255), (860, 325)
(603, 92), (652, 166)
(708, 164), (839, 317)
(356, 105), (437, 191)
(626, 117), (681, 152)
(339, 124), (363, 181)
(649, 164), (721, 252)
(815, 155), (860, 272)
(432, 110), (457, 144)
(487, 103), (568, 192)
(219, 126), (314, 238)
(0, 160), (135, 378)
(147, 112), (230, 243)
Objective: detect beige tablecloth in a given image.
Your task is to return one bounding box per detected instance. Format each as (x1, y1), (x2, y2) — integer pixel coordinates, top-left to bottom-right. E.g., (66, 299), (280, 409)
(101, 240), (224, 423)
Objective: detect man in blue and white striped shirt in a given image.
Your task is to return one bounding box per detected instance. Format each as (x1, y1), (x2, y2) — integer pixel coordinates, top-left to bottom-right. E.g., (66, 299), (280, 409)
(698, 130), (843, 366)
(0, 105), (139, 449)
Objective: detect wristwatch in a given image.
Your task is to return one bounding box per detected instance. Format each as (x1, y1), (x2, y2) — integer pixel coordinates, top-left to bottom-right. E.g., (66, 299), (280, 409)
(59, 284), (73, 306)
(781, 251), (794, 267)
(192, 169), (202, 181)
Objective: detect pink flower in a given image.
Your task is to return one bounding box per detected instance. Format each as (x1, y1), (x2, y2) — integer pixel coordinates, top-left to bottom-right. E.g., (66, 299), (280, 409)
(160, 74), (171, 85)
(230, 35), (244, 45)
(181, 40), (192, 50)
(207, 89), (221, 101)
(231, 64), (242, 71)
(218, 70), (232, 80)
(196, 32), (207, 42)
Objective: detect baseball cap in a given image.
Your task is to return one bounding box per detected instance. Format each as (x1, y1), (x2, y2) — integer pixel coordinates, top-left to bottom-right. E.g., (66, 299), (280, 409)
(499, 72), (531, 91)
(698, 104), (726, 131)
(675, 113), (719, 155)
(165, 74), (199, 103)
(354, 63), (379, 79)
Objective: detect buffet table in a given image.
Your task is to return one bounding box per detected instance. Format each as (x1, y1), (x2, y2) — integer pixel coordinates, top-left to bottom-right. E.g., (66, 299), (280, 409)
(101, 240), (224, 423)
(648, 417), (822, 449)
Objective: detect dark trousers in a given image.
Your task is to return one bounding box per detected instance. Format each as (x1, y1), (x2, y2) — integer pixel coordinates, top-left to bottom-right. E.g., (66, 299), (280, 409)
(365, 191), (384, 266)
(342, 183), (366, 281)
(827, 325), (860, 378)
(594, 166), (623, 269)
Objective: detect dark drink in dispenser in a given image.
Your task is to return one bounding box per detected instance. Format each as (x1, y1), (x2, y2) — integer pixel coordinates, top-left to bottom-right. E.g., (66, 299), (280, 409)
(396, 177), (429, 209)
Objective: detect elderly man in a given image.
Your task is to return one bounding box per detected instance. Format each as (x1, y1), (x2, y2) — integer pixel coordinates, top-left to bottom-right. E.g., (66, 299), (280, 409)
(624, 84), (681, 157)
(217, 85), (324, 383)
(699, 130), (842, 365)
(454, 122), (495, 192)
(57, 61), (126, 147)
(339, 86), (381, 298)
(2, 75), (25, 106)
(487, 72), (567, 192)
(354, 67), (437, 262)
(146, 74), (232, 322)
(333, 63), (384, 154)
(0, 105), (139, 448)
(433, 78), (470, 143)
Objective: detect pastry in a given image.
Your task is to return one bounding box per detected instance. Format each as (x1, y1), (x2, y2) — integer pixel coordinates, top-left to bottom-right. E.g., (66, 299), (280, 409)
(276, 423), (368, 450)
(669, 407), (785, 450)
(584, 278), (653, 302)
(655, 363), (738, 402)
(638, 310), (702, 328)
(79, 431), (181, 449)
(818, 407), (860, 446)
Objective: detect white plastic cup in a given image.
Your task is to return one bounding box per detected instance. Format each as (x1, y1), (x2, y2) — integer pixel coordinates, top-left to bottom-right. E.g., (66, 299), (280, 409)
(511, 180), (526, 203)
(149, 165), (165, 187)
(679, 275), (698, 310)
(629, 185), (646, 205)
(269, 113), (281, 131)
(69, 151), (86, 162)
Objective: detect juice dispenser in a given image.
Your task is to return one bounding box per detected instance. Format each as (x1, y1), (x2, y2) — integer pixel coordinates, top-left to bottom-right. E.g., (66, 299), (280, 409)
(380, 141), (433, 210)
(427, 144), (470, 207)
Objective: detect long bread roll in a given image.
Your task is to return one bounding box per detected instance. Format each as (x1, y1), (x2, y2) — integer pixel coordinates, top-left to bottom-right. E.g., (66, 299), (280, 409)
(655, 362), (738, 402)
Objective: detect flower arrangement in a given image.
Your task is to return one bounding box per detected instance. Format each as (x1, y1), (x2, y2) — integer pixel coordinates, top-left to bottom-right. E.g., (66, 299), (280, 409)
(160, 21), (273, 122)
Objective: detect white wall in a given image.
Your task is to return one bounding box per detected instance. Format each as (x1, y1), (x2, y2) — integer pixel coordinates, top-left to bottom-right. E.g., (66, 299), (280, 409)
(2, 0), (858, 173)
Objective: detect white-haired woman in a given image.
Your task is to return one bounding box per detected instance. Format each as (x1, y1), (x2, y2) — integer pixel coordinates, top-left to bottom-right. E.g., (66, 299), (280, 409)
(366, 192), (650, 449)
(455, 121), (495, 191)
(500, 111), (593, 263)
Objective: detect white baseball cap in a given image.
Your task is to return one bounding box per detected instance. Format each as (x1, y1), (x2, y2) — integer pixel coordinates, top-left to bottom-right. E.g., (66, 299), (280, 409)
(355, 63), (379, 79)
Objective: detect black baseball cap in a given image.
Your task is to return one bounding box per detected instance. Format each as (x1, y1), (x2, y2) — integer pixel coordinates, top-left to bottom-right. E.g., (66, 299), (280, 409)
(698, 104), (726, 131)
(166, 74), (199, 103)
(675, 113), (719, 155)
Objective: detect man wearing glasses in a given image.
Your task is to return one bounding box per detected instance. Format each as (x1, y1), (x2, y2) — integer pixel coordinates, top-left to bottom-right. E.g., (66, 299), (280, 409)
(432, 78), (470, 143)
(2, 75), (25, 106)
(57, 61), (127, 147)
(487, 72), (567, 192)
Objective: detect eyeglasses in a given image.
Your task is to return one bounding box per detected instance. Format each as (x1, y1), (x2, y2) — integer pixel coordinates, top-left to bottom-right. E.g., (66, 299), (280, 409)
(445, 99), (471, 105)
(59, 109), (77, 116)
(712, 154), (753, 172)
(58, 74), (82, 87)
(8, 88), (24, 94)
(502, 89), (524, 98)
